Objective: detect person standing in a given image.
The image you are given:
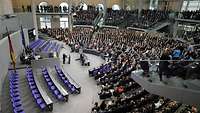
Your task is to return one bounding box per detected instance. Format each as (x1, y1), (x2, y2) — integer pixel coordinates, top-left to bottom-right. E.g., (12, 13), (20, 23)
(159, 48), (171, 81)
(63, 54), (67, 64)
(68, 54), (71, 64)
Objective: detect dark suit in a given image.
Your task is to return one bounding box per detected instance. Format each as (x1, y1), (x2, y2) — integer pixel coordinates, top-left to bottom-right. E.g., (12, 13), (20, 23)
(159, 54), (171, 81)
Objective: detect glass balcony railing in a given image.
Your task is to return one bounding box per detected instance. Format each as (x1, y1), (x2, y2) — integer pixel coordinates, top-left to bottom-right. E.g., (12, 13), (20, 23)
(137, 59), (200, 90)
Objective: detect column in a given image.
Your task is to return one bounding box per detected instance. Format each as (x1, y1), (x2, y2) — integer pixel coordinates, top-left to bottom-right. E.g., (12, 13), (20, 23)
(0, 0), (3, 15)
(103, 0), (107, 13)
(68, 0), (73, 32)
(185, 0), (190, 11)
(173, 21), (178, 38)
(173, 0), (184, 38)
(137, 0), (143, 18)
(150, 0), (159, 9)
(177, 0), (184, 12)
(31, 0), (38, 39)
(0, 0), (13, 15)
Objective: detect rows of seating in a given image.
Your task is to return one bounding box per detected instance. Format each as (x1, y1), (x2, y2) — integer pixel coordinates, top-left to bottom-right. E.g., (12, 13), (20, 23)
(41, 41), (63, 53)
(105, 9), (169, 29)
(42, 42), (55, 53)
(29, 39), (44, 50)
(55, 65), (81, 94)
(179, 10), (200, 20)
(73, 10), (98, 25)
(29, 39), (63, 53)
(89, 61), (185, 113)
(26, 68), (53, 111)
(33, 40), (46, 51)
(89, 63), (112, 77)
(53, 43), (63, 53)
(41, 67), (67, 101)
(48, 42), (57, 52)
(9, 70), (25, 113)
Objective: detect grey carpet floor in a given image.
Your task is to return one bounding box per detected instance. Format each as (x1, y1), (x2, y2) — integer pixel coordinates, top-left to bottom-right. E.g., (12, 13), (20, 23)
(51, 45), (105, 113)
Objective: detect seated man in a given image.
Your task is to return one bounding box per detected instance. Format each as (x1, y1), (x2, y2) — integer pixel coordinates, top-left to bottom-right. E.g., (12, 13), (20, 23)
(91, 102), (100, 113)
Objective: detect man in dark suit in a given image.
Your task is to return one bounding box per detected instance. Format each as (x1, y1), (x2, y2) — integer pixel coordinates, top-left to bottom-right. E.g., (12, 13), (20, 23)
(63, 54), (67, 64)
(68, 54), (71, 64)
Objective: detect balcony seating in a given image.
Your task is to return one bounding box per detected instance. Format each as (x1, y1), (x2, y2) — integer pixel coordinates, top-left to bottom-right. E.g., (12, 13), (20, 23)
(26, 68), (53, 111)
(9, 70), (25, 113)
(55, 65), (81, 94)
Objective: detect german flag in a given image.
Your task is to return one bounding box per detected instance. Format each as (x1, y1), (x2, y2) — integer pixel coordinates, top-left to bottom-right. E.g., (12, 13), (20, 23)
(6, 27), (16, 71)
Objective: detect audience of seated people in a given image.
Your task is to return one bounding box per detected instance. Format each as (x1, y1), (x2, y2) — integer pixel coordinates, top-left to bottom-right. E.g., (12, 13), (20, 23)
(129, 9), (170, 29)
(105, 9), (138, 26)
(89, 56), (189, 113)
(36, 6), (170, 29)
(179, 30), (200, 44)
(41, 26), (199, 80)
(73, 9), (99, 25)
(105, 9), (169, 29)
(179, 10), (200, 20)
(40, 26), (199, 113)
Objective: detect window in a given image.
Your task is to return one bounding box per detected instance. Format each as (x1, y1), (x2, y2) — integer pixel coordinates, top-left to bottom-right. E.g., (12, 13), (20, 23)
(96, 4), (104, 11)
(60, 2), (69, 13)
(181, 1), (188, 11)
(149, 0), (158, 10)
(40, 16), (51, 29)
(112, 4), (120, 10)
(187, 0), (200, 11)
(80, 3), (88, 10)
(39, 2), (48, 13)
(60, 17), (69, 28)
(181, 0), (200, 11)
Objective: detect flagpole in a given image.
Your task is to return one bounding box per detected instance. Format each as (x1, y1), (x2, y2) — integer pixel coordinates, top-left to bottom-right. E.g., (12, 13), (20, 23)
(6, 27), (16, 72)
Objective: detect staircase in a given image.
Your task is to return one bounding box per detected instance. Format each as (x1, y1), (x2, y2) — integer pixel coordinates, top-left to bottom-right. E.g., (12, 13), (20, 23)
(148, 21), (171, 32)
(93, 12), (105, 30)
